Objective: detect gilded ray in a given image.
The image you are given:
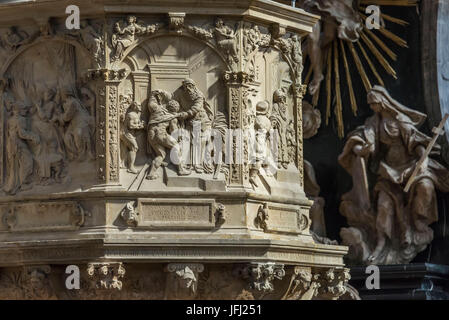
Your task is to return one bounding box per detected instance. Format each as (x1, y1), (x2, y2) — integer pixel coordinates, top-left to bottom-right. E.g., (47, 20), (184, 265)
(340, 40), (358, 116)
(363, 29), (397, 61)
(348, 42), (372, 92)
(333, 41), (344, 138)
(325, 47), (332, 124)
(357, 40), (385, 86)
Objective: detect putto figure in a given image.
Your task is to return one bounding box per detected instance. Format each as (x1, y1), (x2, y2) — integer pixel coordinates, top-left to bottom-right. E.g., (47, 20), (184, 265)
(339, 86), (449, 265)
(120, 101), (145, 174)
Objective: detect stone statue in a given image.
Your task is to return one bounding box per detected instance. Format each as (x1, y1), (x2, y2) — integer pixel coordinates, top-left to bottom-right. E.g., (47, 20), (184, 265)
(290, 34), (303, 83)
(30, 89), (66, 185)
(243, 24), (261, 55)
(339, 86), (449, 264)
(250, 100), (272, 187)
(1, 26), (29, 51)
(4, 101), (39, 195)
(302, 0), (363, 95)
(111, 16), (157, 61)
(120, 101), (144, 174)
(213, 18), (238, 64)
(180, 78), (214, 174)
(59, 89), (95, 162)
(270, 88), (290, 169)
(146, 90), (190, 180)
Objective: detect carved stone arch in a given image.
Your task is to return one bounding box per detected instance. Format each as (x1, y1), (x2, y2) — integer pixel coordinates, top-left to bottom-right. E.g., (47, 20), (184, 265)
(116, 32), (233, 73)
(0, 36), (94, 78)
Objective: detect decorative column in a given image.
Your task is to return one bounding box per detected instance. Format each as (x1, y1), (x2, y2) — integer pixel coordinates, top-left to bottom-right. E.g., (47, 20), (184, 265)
(86, 68), (126, 187)
(293, 83), (308, 188)
(223, 71), (253, 189)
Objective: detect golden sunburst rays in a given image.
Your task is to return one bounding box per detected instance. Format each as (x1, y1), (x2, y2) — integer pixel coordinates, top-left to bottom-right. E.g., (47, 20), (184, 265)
(303, 0), (418, 138)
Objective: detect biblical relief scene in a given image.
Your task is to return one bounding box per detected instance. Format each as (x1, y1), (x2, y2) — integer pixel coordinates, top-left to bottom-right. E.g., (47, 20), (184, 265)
(0, 0), (447, 302)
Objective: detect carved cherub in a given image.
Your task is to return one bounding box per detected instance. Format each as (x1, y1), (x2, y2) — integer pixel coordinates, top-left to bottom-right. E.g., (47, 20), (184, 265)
(121, 101), (145, 174)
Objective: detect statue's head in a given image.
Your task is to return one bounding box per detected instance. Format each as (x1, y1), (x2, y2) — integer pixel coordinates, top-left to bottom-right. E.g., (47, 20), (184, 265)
(152, 90), (171, 105)
(182, 78), (200, 100)
(273, 88), (286, 104)
(167, 100), (180, 113)
(256, 100), (270, 116)
(367, 89), (385, 113)
(215, 18), (224, 28)
(127, 16), (137, 24)
(129, 101), (141, 112)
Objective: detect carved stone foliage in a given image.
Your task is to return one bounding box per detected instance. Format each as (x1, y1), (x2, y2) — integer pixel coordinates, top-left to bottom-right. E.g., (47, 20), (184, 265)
(339, 86), (449, 265)
(236, 263), (286, 293)
(87, 262), (126, 290)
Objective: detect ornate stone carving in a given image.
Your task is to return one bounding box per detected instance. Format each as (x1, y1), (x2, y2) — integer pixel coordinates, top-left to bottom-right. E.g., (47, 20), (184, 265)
(214, 203), (226, 227)
(339, 86), (449, 265)
(316, 268), (350, 300)
(67, 20), (104, 68)
(87, 263), (126, 290)
(236, 263), (285, 293)
(302, 100), (321, 139)
(271, 88), (292, 169)
(168, 13), (185, 34)
(165, 263), (204, 299)
(213, 18), (239, 65)
(255, 203), (269, 231)
(111, 16), (159, 62)
(120, 201), (139, 227)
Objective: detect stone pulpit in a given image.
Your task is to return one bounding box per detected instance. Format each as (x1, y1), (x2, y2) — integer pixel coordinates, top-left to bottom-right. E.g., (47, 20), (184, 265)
(0, 0), (348, 300)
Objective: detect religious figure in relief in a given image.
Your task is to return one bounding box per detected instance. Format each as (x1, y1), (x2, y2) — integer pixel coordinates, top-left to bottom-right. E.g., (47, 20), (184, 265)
(302, 0), (363, 95)
(339, 86), (449, 264)
(146, 90), (190, 180)
(31, 89), (66, 185)
(59, 89), (95, 162)
(270, 88), (290, 169)
(180, 78), (214, 174)
(3, 101), (39, 195)
(120, 101), (144, 174)
(69, 20), (103, 67)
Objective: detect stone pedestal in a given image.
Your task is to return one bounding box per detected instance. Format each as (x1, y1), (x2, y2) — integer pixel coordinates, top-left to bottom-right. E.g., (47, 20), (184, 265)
(0, 0), (348, 299)
(349, 264), (449, 300)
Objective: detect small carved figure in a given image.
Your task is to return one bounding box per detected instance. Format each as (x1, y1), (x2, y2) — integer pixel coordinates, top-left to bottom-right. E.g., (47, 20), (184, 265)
(120, 101), (144, 174)
(339, 86), (449, 265)
(290, 34), (303, 82)
(213, 18), (238, 64)
(301, 0), (363, 95)
(250, 101), (272, 187)
(59, 89), (95, 161)
(271, 88), (290, 169)
(4, 101), (39, 195)
(111, 16), (158, 61)
(243, 24), (261, 55)
(146, 90), (189, 180)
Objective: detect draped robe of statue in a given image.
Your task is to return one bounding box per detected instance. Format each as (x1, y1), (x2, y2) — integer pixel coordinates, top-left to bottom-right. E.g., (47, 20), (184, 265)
(339, 86), (449, 265)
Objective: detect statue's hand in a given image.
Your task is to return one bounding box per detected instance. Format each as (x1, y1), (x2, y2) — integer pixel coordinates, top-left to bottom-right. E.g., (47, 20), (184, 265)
(353, 144), (370, 157)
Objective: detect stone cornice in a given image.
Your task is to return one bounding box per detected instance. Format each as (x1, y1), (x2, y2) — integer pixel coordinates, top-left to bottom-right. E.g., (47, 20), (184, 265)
(0, 0), (320, 35)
